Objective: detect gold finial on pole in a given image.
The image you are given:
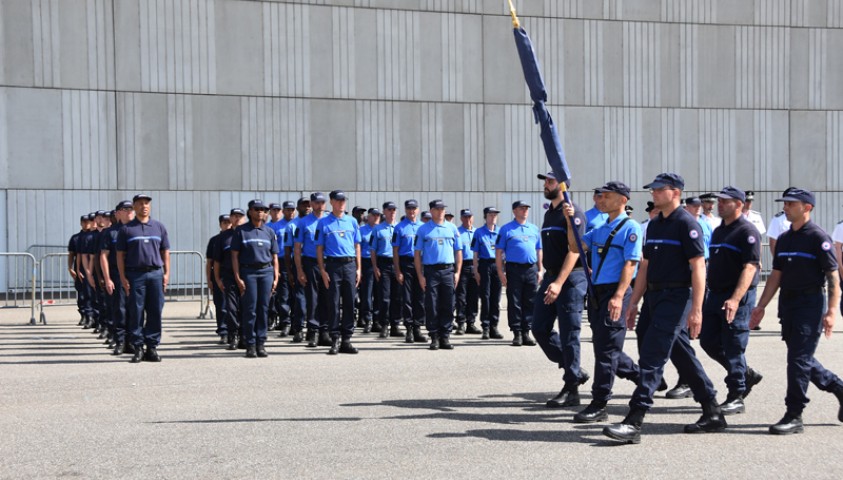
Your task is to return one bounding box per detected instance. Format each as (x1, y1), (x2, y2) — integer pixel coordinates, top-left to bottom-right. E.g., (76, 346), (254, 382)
(508, 0), (520, 28)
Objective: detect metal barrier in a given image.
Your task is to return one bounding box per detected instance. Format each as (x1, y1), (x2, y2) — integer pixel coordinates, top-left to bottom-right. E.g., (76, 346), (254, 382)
(26, 244), (69, 261)
(167, 251), (209, 318)
(37, 253), (78, 324)
(0, 252), (39, 325)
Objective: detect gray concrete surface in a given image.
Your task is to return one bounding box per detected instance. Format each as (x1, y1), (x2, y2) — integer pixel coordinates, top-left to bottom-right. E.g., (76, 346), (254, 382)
(2, 298), (843, 479)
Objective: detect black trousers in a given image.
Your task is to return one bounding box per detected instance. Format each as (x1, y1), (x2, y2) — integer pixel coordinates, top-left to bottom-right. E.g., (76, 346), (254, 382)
(455, 262), (478, 324)
(398, 257), (425, 327)
(376, 258), (402, 327)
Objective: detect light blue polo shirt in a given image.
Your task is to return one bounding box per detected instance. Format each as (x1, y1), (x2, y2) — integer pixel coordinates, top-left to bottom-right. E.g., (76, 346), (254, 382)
(582, 212), (642, 285)
(370, 222), (395, 258)
(495, 220), (542, 264)
(414, 221), (461, 265)
(471, 225), (498, 259)
(294, 213), (324, 258)
(315, 213), (361, 258)
(458, 226), (474, 261)
(392, 218), (422, 258)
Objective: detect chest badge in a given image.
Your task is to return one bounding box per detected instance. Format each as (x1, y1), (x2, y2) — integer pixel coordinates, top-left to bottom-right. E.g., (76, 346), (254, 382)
(340, 232), (345, 237)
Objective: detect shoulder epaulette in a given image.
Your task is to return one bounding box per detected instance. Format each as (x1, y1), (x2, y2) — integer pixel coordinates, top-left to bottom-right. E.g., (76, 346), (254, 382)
(774, 211), (785, 218)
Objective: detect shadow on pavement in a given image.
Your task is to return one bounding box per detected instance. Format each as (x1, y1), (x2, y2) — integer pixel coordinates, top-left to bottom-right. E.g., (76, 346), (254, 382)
(150, 417), (363, 424)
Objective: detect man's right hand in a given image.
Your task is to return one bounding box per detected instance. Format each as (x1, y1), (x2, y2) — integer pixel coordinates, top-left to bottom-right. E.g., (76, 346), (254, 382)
(298, 272), (308, 286)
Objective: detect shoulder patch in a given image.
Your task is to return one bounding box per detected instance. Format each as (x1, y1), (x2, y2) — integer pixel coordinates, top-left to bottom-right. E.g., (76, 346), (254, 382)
(628, 233), (638, 243)
(573, 217), (582, 226)
(689, 229), (699, 239)
(774, 211), (785, 218)
(747, 235), (757, 244)
(822, 241), (832, 251)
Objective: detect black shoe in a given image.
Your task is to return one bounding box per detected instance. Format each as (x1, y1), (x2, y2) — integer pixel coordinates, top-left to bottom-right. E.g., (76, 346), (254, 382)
(412, 326), (428, 343)
(657, 377), (669, 392)
(744, 368), (763, 399)
(603, 408), (646, 444)
(371, 322), (383, 333)
(339, 341), (358, 354)
(112, 343), (124, 356)
(130, 347), (144, 363)
(684, 399), (727, 434)
(455, 323), (465, 335)
(278, 325), (290, 338)
(218, 335), (227, 345)
(123, 343), (135, 354)
(666, 383), (692, 399)
(833, 385), (843, 422)
(363, 321), (371, 334)
(227, 335), (237, 350)
(356, 319), (366, 328)
(751, 325), (761, 331)
(481, 327), (490, 340)
(546, 387), (580, 408)
(465, 323), (482, 334)
(237, 338), (246, 350)
(390, 325), (404, 337)
(317, 331), (332, 347)
(97, 330), (107, 340)
(405, 329), (414, 344)
(378, 327), (389, 339)
(429, 334), (439, 351)
(292, 331), (303, 343)
(489, 326), (504, 339)
(719, 395), (746, 416)
(769, 413), (804, 435)
(78, 316), (85, 326)
(511, 331), (523, 346)
(522, 331), (536, 346)
(245, 346), (257, 358)
(573, 402), (609, 423)
(256, 344), (268, 358)
(439, 336), (454, 350)
(306, 330), (317, 348)
(328, 338), (340, 355)
(82, 316), (93, 329)
(144, 347), (161, 362)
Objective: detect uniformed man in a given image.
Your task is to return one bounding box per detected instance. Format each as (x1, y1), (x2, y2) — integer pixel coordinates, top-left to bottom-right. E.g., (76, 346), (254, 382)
(214, 209), (247, 350)
(371, 201), (403, 338)
(750, 188), (843, 434)
(68, 215), (90, 326)
(700, 193), (721, 231)
(295, 192), (330, 348)
(358, 207), (381, 333)
(604, 173), (725, 444)
(472, 207), (504, 340)
(421, 211), (432, 222)
(393, 199), (427, 343)
(496, 200), (541, 347)
(742, 190), (766, 235)
(316, 190), (362, 355)
(767, 187), (795, 256)
(415, 200), (462, 350)
(563, 181), (642, 423)
(92, 210), (112, 340)
(265, 203), (284, 332)
(585, 191), (609, 233)
(699, 187), (764, 415)
(101, 201), (135, 355)
(117, 194), (171, 363)
(206, 214), (231, 344)
(232, 200), (279, 358)
(455, 209), (480, 335)
(78, 213), (100, 330)
(444, 211), (455, 224)
(286, 198), (311, 342)
(834, 214), (843, 312)
(532, 172), (589, 408)
(352, 206), (367, 226)
(270, 201), (296, 337)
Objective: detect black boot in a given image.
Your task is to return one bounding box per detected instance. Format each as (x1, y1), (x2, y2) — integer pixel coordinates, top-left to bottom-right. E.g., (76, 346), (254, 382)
(83, 316), (93, 329)
(278, 325), (290, 338)
(429, 333), (439, 351)
(144, 347), (161, 362)
(439, 336), (454, 350)
(489, 326), (504, 339)
(833, 385), (843, 422)
(719, 394), (746, 415)
(363, 320), (371, 334)
(465, 323), (482, 334)
(328, 337), (340, 355)
(245, 345), (257, 358)
(237, 337), (246, 350)
(744, 367), (763, 398)
(666, 382), (692, 399)
(378, 326), (389, 339)
(573, 401), (609, 424)
(455, 323), (465, 335)
(405, 327), (414, 344)
(684, 398), (728, 434)
(371, 322), (383, 333)
(522, 331), (536, 346)
(227, 335), (237, 350)
(78, 316), (85, 326)
(218, 335), (226, 345)
(481, 327), (490, 340)
(129, 346), (144, 363)
(412, 326), (428, 343)
(603, 408), (646, 444)
(769, 412), (804, 435)
(112, 342), (124, 356)
(291, 331), (303, 343)
(390, 324), (404, 337)
(305, 330), (318, 348)
(546, 385), (580, 408)
(339, 340), (358, 354)
(256, 344), (268, 358)
(511, 331), (523, 347)
(318, 331), (333, 347)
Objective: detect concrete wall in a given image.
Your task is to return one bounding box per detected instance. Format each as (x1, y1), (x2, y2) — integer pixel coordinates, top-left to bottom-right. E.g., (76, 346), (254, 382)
(1, 0), (842, 257)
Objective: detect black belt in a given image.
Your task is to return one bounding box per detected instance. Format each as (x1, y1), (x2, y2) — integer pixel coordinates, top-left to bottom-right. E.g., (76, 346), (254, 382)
(648, 282), (691, 291)
(462, 260), (474, 267)
(424, 263), (453, 271)
(242, 262), (271, 269)
(326, 256), (355, 264)
(781, 286), (823, 299)
(399, 256), (415, 262)
(478, 258), (496, 264)
(127, 266), (161, 272)
(507, 262), (535, 268)
(594, 283), (619, 295)
(376, 256), (393, 262)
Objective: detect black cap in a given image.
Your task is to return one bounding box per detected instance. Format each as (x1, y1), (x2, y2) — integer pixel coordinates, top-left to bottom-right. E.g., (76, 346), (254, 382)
(405, 199), (419, 209)
(86, 213), (96, 221)
(106, 210), (115, 217)
(352, 205), (366, 213)
(115, 200), (133, 210)
(699, 193), (717, 202)
(230, 208), (246, 216)
(537, 171), (558, 181)
(645, 201), (655, 213)
(269, 203), (282, 210)
(382, 201), (397, 210)
(483, 206), (500, 215)
(282, 201), (296, 209)
(684, 197), (702, 206)
(368, 208), (382, 216)
(421, 211), (432, 220)
(643, 173), (685, 190)
(133, 194), (152, 202)
(714, 186), (746, 202)
(625, 205), (634, 213)
(218, 214), (230, 223)
(95, 210), (108, 217)
(248, 199), (269, 211)
(594, 181), (631, 199)
(310, 192), (327, 203)
(745, 190), (755, 201)
(329, 190), (347, 201)
(429, 199), (447, 209)
(297, 197), (310, 205)
(512, 200), (531, 209)
(775, 188), (815, 206)
(460, 209), (473, 217)
(80, 215), (89, 222)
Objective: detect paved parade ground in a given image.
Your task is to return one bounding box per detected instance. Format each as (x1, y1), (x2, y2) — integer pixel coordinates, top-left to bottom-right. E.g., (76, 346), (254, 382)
(2, 298), (843, 479)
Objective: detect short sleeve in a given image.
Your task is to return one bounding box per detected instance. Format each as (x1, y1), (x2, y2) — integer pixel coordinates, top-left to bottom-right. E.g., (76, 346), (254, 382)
(682, 219), (706, 260)
(623, 223), (643, 262)
(159, 223), (171, 250)
(230, 229), (243, 252)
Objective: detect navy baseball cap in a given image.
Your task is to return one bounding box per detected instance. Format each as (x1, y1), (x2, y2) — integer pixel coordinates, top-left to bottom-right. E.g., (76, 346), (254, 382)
(282, 201), (296, 209)
(537, 171), (558, 181)
(352, 205), (366, 213)
(483, 206), (500, 215)
(715, 186), (746, 202)
(421, 211), (432, 220)
(776, 188), (815, 206)
(684, 197), (702, 206)
(133, 194), (152, 202)
(95, 210), (108, 217)
(595, 181), (631, 199)
(248, 199), (269, 211)
(699, 193), (717, 202)
(512, 200), (531, 209)
(460, 209), (473, 217)
(310, 192), (327, 203)
(297, 196), (310, 205)
(429, 199), (447, 209)
(115, 200), (133, 210)
(79, 215), (88, 222)
(86, 213), (96, 221)
(230, 208), (246, 216)
(269, 203), (282, 210)
(405, 199), (419, 209)
(218, 214), (230, 223)
(329, 190), (347, 201)
(368, 208), (382, 216)
(643, 173), (685, 190)
(383, 201), (397, 210)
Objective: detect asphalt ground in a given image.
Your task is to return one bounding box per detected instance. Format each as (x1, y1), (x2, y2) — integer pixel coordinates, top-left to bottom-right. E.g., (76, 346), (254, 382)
(2, 295), (843, 480)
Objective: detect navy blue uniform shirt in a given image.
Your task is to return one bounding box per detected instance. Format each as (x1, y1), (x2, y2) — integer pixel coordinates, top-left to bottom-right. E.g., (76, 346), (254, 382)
(643, 207), (705, 283)
(471, 225), (498, 259)
(80, 229), (100, 255)
(232, 223), (279, 265)
(315, 213), (361, 258)
(100, 224), (121, 268)
(414, 221), (461, 265)
(116, 218), (170, 268)
(495, 220), (542, 264)
(213, 229), (236, 271)
(68, 231), (82, 254)
(773, 220), (838, 290)
(583, 213), (642, 285)
(707, 216), (761, 289)
(542, 201), (586, 272)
